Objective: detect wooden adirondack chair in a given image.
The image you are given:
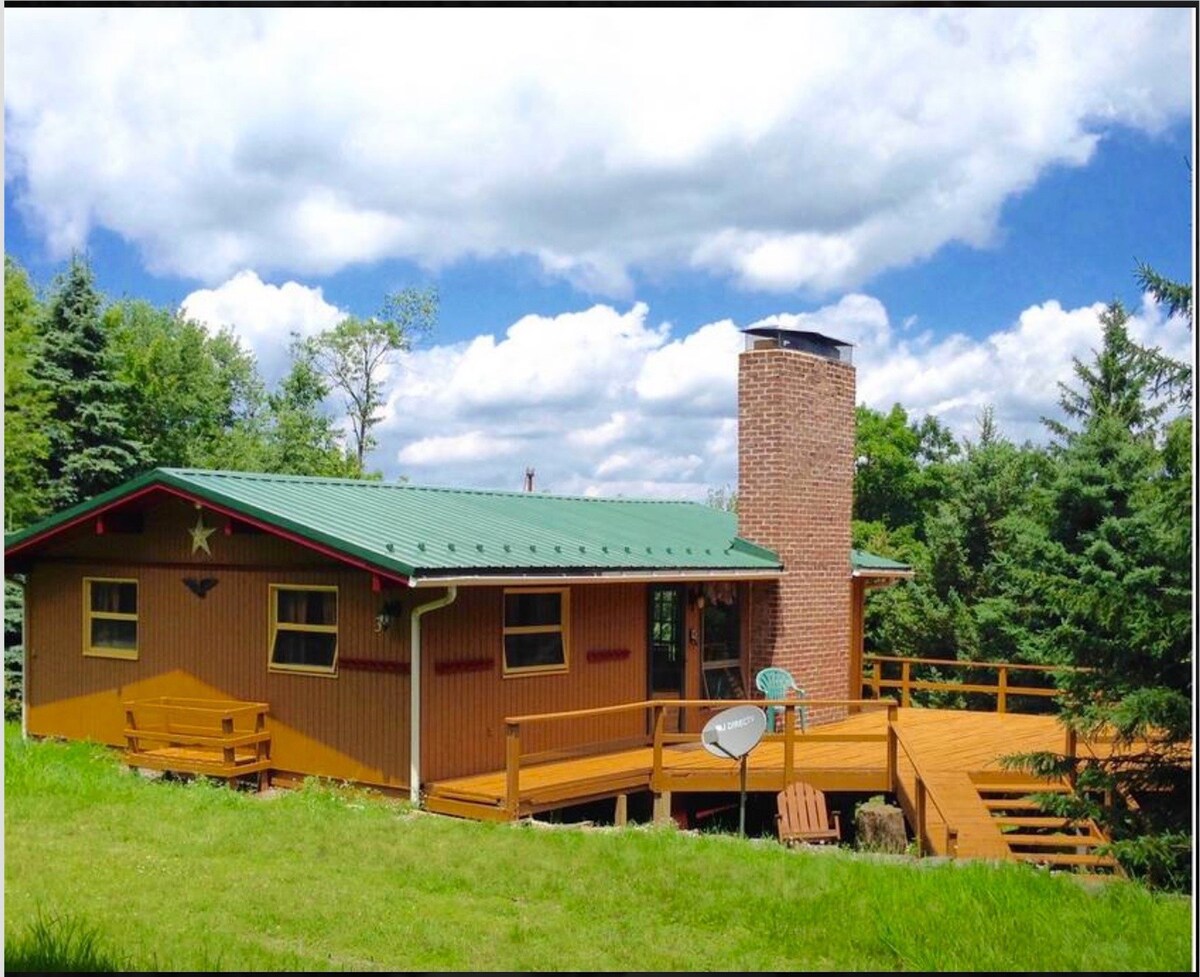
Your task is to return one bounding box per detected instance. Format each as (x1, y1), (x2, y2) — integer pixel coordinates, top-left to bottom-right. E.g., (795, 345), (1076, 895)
(776, 781), (841, 846)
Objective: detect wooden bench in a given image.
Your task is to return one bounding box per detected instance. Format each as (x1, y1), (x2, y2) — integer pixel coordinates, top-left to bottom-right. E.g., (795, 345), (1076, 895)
(776, 780), (842, 846)
(124, 696), (272, 790)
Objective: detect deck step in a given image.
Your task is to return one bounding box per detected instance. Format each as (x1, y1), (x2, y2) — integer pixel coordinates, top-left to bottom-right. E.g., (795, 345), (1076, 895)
(1002, 833), (1104, 847)
(1013, 851), (1118, 868)
(993, 816), (1079, 829)
(982, 797), (1057, 811)
(974, 780), (1071, 794)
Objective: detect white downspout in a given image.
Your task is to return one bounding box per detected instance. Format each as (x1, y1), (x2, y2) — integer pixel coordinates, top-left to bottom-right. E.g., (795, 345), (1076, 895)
(409, 585), (457, 806)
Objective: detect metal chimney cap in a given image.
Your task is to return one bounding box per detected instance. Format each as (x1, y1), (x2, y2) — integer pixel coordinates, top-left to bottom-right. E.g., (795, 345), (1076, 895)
(741, 326), (854, 362)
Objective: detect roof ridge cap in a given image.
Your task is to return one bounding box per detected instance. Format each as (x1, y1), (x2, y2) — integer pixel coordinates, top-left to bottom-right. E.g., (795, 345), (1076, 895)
(168, 468), (712, 505)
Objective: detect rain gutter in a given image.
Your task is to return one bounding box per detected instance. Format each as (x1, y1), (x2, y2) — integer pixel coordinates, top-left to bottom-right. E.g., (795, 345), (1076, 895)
(409, 585), (457, 807)
(405, 569), (783, 588)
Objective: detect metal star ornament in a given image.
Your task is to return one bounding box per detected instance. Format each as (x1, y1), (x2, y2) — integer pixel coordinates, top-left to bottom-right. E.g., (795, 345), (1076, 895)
(189, 513), (216, 555)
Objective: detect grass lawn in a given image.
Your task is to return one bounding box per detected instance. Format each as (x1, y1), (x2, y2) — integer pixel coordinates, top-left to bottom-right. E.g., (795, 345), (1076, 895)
(3, 725), (1193, 972)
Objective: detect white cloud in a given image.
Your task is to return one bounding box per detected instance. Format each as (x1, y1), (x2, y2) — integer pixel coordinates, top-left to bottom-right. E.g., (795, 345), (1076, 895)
(360, 293), (1192, 498)
(840, 293), (1194, 444)
(179, 270), (345, 383)
(5, 8), (1191, 292)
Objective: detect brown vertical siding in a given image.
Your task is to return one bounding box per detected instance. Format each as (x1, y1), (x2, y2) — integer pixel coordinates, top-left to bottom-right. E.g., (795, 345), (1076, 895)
(23, 494), (653, 789)
(420, 583), (647, 781)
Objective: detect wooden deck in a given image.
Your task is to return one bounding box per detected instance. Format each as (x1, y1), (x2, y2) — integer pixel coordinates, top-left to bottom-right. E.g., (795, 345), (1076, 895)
(424, 705), (1124, 867)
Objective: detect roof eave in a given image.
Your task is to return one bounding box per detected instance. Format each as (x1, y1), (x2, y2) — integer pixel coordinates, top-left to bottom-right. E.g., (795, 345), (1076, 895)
(851, 567), (915, 581)
(407, 568), (784, 587)
(4, 470), (415, 585)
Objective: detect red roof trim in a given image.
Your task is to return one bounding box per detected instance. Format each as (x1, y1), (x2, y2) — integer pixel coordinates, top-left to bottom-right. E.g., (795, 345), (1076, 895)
(6, 482), (410, 586)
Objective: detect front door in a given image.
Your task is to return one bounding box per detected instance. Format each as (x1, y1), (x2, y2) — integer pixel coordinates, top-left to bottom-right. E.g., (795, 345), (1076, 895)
(647, 585), (686, 731)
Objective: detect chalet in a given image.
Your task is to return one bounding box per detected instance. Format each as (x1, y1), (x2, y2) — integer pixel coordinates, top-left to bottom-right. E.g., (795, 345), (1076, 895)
(5, 328), (912, 814)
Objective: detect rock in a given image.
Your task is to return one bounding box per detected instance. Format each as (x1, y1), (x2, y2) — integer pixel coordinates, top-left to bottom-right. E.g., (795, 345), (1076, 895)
(854, 798), (908, 854)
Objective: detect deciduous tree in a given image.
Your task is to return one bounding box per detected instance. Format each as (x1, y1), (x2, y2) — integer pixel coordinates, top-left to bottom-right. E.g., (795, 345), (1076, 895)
(305, 286), (437, 469)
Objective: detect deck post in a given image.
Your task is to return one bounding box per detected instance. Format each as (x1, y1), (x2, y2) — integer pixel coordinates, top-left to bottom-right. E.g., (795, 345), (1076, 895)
(886, 702), (898, 791)
(901, 660), (911, 708)
(915, 777), (927, 856)
(997, 666), (1008, 714)
(653, 790), (673, 826)
(505, 722), (521, 818)
(872, 660), (881, 699)
(783, 703), (795, 786)
(1064, 725), (1077, 760)
(614, 793), (628, 827)
(651, 704), (665, 792)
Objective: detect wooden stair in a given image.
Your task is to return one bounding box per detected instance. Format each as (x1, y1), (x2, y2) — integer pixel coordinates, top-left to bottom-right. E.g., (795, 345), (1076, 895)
(972, 775), (1120, 876)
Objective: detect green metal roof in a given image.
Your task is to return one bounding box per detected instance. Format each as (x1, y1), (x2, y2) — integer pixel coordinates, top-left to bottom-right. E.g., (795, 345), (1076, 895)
(5, 468), (909, 582)
(850, 549), (913, 574)
(5, 468), (781, 580)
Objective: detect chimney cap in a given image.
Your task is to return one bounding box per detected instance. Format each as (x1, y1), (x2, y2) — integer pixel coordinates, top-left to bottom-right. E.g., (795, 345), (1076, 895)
(741, 326), (854, 362)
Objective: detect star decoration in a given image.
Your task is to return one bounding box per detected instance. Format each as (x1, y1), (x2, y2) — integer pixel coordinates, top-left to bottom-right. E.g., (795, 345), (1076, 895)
(189, 513), (216, 555)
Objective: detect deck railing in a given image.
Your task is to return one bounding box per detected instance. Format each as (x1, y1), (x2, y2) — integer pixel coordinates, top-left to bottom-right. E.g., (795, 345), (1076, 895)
(888, 722), (958, 856)
(863, 654), (1073, 713)
(502, 697), (897, 819)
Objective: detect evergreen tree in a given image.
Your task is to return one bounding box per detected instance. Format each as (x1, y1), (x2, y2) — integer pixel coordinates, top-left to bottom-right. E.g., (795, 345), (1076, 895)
(1133, 260), (1192, 405)
(1043, 302), (1165, 444)
(4, 256), (51, 529)
(1010, 304), (1193, 889)
(31, 255), (147, 508)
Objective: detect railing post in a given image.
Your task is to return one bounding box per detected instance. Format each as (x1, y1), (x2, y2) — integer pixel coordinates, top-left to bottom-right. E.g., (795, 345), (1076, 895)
(505, 721), (521, 818)
(783, 702), (795, 787)
(651, 704), (665, 791)
(901, 660), (912, 708)
(872, 660), (881, 700)
(997, 666), (1008, 714)
(886, 703), (898, 791)
(915, 777), (927, 857)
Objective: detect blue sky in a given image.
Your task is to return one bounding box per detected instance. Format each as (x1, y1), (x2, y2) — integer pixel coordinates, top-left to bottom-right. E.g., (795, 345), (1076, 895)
(4, 8), (1194, 497)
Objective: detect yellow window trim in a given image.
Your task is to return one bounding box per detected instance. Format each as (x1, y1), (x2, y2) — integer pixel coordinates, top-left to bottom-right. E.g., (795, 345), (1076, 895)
(502, 587), (570, 678)
(82, 576), (139, 661)
(268, 583), (339, 677)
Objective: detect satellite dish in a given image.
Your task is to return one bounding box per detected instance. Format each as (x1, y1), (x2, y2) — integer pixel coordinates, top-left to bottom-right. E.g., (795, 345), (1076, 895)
(701, 705), (767, 761)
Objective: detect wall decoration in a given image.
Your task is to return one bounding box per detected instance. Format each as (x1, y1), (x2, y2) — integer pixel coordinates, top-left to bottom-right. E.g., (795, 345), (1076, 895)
(434, 658), (494, 676)
(340, 658), (411, 675)
(189, 510), (216, 555)
(586, 648), (632, 663)
(183, 577), (219, 599)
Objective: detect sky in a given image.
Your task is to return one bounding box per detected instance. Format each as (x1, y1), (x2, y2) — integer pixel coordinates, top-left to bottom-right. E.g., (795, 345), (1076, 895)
(3, 7), (1195, 499)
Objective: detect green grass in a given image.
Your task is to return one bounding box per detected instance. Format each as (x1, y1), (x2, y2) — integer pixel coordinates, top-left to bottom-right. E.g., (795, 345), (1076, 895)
(4, 725), (1192, 972)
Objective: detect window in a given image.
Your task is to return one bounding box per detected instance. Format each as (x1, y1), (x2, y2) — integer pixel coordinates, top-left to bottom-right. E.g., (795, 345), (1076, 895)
(269, 585), (338, 675)
(83, 578), (139, 660)
(701, 585), (744, 699)
(503, 588), (569, 675)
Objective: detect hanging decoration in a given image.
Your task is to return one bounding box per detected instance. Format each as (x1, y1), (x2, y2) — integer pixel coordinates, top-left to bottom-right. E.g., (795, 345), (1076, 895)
(189, 508), (216, 555)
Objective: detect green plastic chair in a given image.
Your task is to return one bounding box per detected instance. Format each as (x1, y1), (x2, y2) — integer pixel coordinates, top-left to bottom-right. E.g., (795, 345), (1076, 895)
(755, 667), (807, 732)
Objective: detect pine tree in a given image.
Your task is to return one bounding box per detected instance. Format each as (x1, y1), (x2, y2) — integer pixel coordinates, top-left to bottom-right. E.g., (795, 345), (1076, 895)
(4, 256), (51, 529)
(1010, 303), (1193, 889)
(31, 255), (147, 508)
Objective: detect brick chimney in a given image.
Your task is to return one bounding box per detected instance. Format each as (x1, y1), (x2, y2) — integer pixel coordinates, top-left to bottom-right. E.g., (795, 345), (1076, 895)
(737, 327), (855, 719)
